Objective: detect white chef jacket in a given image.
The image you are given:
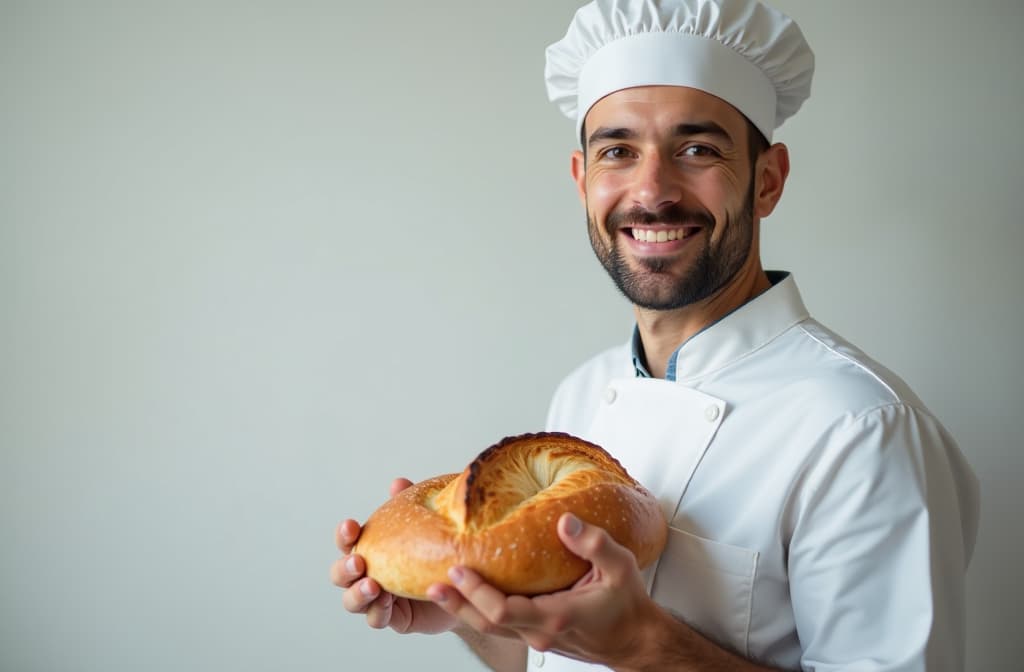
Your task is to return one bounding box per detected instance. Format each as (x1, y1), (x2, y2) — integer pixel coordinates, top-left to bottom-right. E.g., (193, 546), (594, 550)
(530, 272), (979, 672)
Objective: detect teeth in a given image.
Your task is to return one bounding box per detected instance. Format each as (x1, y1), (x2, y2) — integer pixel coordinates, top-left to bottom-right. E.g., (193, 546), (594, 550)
(631, 227), (692, 243)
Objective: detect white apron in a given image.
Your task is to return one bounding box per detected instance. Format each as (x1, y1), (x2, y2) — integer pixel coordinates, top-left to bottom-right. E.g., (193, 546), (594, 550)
(528, 377), (758, 671)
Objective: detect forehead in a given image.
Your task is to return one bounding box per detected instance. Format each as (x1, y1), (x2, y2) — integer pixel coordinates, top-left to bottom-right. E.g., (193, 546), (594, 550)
(584, 85), (748, 137)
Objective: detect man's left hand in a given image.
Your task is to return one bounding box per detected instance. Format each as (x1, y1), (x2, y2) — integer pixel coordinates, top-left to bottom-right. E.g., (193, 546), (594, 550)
(425, 513), (665, 667)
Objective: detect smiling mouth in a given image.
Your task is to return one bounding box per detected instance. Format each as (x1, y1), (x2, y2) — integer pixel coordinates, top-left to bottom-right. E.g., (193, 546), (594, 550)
(629, 226), (701, 243)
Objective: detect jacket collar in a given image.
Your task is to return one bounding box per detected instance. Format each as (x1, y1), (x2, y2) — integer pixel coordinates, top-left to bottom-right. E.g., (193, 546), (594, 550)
(631, 271), (810, 383)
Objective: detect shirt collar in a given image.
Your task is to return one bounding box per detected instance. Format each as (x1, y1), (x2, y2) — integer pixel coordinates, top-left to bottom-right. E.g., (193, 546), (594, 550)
(631, 326), (653, 378)
(630, 271), (809, 382)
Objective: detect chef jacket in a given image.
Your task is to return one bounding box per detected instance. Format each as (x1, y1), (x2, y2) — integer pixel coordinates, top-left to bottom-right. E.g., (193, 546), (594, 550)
(529, 272), (980, 672)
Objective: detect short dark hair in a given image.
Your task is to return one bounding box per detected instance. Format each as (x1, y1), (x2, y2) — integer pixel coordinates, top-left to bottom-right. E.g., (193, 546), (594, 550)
(745, 120), (769, 165)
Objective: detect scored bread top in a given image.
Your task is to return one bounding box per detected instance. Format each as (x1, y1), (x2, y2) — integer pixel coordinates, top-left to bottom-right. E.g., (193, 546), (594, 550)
(438, 432), (638, 532)
(354, 432), (667, 599)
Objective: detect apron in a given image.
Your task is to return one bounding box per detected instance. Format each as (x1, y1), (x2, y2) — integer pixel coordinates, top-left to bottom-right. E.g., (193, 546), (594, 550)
(528, 377), (758, 670)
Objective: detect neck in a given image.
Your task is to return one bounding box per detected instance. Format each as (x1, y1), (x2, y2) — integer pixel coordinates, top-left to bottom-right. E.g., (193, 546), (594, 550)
(635, 260), (771, 379)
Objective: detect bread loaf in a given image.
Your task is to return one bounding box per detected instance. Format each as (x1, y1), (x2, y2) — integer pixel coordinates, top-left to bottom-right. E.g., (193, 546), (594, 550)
(353, 432), (667, 599)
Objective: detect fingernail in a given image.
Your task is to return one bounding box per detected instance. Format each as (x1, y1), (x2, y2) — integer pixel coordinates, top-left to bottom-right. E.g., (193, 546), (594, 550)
(428, 587), (447, 603)
(359, 580), (374, 598)
(345, 556), (358, 574)
(564, 513), (582, 537)
(448, 566), (464, 585)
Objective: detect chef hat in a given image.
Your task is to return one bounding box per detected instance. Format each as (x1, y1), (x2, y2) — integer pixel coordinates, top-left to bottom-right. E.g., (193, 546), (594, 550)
(544, 0), (814, 143)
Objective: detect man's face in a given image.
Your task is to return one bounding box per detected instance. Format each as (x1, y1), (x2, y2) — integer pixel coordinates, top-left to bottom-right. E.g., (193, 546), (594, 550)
(572, 86), (762, 311)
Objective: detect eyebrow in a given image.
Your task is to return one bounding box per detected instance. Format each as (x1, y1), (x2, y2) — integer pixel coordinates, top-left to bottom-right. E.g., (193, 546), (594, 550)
(673, 121), (734, 146)
(587, 126), (636, 146)
(586, 121), (735, 148)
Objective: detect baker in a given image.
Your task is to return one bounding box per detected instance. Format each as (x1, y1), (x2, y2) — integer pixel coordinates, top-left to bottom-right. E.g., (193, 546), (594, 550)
(331, 0), (981, 669)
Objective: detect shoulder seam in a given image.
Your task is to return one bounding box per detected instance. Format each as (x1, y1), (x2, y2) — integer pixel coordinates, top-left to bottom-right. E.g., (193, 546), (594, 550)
(796, 324), (901, 403)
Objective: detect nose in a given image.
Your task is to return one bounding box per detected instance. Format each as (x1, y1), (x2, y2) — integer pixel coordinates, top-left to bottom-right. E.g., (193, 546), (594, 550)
(630, 152), (682, 212)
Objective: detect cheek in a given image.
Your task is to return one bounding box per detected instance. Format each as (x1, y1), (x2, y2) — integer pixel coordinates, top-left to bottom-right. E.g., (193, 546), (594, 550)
(586, 174), (627, 214)
(698, 169), (745, 202)
(692, 170), (737, 204)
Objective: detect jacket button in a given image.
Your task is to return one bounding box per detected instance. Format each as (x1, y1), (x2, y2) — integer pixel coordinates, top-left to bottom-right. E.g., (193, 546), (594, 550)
(603, 387), (617, 404)
(531, 650), (545, 667)
(704, 405), (720, 422)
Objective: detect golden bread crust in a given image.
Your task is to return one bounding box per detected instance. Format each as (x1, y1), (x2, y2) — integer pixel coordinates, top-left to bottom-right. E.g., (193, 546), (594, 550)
(354, 432), (667, 599)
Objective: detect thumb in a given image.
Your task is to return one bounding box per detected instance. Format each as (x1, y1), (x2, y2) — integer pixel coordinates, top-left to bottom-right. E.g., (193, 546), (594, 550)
(557, 513), (636, 578)
(389, 477), (414, 498)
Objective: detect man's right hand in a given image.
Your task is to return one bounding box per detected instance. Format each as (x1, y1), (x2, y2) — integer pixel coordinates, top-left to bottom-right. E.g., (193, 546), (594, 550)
(330, 477), (459, 635)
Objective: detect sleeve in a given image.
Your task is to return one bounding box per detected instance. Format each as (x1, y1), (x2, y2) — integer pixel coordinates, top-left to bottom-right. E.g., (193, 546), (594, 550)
(788, 403), (979, 672)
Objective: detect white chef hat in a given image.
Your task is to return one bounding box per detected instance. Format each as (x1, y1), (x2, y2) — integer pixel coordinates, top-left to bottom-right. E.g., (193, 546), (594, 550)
(544, 0), (814, 143)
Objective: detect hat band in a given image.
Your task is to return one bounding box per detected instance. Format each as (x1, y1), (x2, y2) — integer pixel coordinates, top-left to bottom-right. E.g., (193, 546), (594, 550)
(576, 31), (778, 142)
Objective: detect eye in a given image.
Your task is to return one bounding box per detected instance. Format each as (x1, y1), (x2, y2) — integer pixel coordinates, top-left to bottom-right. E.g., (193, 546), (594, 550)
(680, 144), (721, 158)
(596, 146), (634, 161)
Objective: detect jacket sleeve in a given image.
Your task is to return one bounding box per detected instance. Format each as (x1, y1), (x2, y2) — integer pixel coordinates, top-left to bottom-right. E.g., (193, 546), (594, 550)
(788, 403), (979, 671)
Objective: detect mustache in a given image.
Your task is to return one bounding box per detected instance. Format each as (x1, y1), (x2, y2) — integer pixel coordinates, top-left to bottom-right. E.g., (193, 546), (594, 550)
(606, 204), (715, 233)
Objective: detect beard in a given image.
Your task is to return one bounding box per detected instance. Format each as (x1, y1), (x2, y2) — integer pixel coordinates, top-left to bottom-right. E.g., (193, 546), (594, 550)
(587, 180), (756, 311)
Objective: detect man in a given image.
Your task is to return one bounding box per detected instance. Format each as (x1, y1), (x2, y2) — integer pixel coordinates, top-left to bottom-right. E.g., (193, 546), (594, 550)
(332, 1), (980, 669)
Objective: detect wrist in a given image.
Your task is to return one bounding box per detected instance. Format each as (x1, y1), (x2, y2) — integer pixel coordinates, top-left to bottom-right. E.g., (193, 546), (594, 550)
(611, 602), (692, 672)
(614, 607), (778, 672)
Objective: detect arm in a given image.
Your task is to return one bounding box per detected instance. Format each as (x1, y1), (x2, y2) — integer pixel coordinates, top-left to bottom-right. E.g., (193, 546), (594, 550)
(428, 513), (786, 671)
(788, 404), (979, 669)
(600, 404), (977, 670)
(589, 597), (785, 671)
(625, 608), (783, 672)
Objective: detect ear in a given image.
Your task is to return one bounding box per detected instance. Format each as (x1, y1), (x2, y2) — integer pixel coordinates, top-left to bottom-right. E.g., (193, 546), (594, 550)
(753, 143), (790, 219)
(570, 149), (587, 208)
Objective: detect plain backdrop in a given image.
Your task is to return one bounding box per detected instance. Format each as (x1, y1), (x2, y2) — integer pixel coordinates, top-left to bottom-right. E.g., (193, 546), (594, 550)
(2, 1), (1021, 670)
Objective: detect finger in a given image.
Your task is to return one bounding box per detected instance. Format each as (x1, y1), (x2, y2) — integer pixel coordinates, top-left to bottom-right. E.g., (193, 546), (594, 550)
(389, 477), (414, 498)
(427, 580), (521, 639)
(557, 513), (636, 581)
(330, 553), (364, 588)
(336, 519), (361, 554)
(365, 591), (395, 629)
(341, 576), (382, 614)
(447, 566), (546, 630)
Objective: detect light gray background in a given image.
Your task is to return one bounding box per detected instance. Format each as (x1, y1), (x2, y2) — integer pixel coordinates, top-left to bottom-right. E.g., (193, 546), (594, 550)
(2, 1), (1020, 670)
